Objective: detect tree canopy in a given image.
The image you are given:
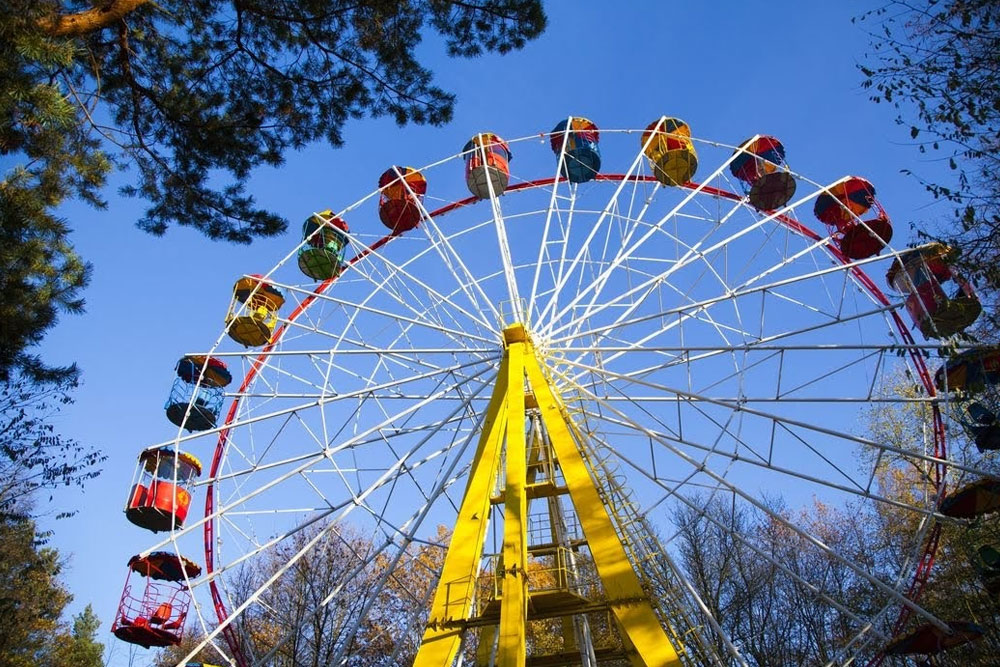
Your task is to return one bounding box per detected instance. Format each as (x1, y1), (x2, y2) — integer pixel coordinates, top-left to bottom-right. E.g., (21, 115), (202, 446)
(857, 0), (1000, 324)
(1, 0), (546, 380)
(0, 515), (104, 667)
(41, 604), (105, 667)
(0, 515), (71, 666)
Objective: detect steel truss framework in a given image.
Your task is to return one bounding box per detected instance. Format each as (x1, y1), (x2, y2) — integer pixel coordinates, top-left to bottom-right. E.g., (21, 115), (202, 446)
(415, 323), (680, 666)
(136, 124), (998, 667)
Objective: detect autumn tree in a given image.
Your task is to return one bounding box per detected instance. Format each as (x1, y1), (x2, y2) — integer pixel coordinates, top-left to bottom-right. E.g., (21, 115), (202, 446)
(171, 521), (409, 666)
(669, 370), (1000, 666)
(169, 523), (462, 665)
(0, 516), (70, 666)
(244, 524), (381, 665)
(39, 604), (105, 667)
(863, 372), (1000, 664)
(857, 0), (1000, 328)
(0, 514), (103, 667)
(152, 627), (229, 667)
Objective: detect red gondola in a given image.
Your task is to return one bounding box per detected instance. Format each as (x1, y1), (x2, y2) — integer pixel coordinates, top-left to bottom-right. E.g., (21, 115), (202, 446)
(884, 621), (984, 655)
(814, 177), (892, 259)
(112, 552), (201, 649)
(378, 166), (427, 232)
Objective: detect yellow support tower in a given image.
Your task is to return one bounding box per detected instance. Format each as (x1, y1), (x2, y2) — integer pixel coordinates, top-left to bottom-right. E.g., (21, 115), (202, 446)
(414, 324), (682, 667)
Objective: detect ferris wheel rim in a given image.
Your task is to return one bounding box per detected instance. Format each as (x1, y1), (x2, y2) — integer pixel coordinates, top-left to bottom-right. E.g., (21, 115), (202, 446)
(178, 146), (953, 665)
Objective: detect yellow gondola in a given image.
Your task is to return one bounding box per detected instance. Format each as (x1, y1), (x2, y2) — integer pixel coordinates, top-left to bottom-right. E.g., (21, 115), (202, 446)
(641, 117), (697, 186)
(225, 275), (285, 347)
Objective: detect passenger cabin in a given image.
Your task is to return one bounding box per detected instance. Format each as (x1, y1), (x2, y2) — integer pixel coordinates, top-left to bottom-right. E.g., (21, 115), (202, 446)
(886, 244), (981, 339)
(299, 211), (350, 280)
(939, 477), (1000, 519)
(112, 552), (201, 649)
(641, 117), (698, 187)
(729, 136), (796, 212)
(125, 448), (201, 532)
(378, 166), (427, 233)
(814, 176), (893, 259)
(550, 117), (601, 184)
(165, 355), (231, 431)
(976, 545), (1000, 595)
(884, 621), (984, 656)
(464, 133), (512, 199)
(934, 348), (1000, 452)
(225, 275), (285, 347)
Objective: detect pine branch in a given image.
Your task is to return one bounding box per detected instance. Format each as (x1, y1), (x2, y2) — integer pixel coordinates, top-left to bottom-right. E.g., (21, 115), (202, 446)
(37, 0), (150, 38)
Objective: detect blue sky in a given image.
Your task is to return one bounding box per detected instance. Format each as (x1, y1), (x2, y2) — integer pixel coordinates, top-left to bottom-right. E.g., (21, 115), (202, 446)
(33, 2), (956, 664)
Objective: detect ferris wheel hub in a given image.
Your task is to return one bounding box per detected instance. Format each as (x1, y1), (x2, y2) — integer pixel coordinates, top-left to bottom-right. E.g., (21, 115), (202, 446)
(502, 322), (530, 346)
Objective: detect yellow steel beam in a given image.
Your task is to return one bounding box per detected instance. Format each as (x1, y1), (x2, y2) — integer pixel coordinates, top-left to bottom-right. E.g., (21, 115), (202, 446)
(498, 340), (528, 667)
(523, 352), (682, 667)
(414, 355), (510, 667)
(476, 625), (498, 666)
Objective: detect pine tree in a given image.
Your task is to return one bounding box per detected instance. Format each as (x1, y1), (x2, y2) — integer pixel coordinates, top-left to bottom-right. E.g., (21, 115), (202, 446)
(42, 605), (105, 667)
(1, 1), (545, 381)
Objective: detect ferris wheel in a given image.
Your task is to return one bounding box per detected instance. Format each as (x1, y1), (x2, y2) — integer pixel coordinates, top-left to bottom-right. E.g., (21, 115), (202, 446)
(109, 118), (1000, 666)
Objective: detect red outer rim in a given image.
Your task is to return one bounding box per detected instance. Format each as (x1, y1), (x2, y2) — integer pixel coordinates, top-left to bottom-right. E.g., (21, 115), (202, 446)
(203, 175), (945, 665)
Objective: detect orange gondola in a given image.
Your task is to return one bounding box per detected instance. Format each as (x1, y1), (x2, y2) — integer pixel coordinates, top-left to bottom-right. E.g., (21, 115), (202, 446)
(112, 552), (201, 649)
(125, 448), (202, 532)
(225, 274), (285, 347)
(815, 177), (893, 259)
(378, 166), (427, 232)
(886, 244), (981, 339)
(641, 117), (698, 187)
(464, 133), (512, 199)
